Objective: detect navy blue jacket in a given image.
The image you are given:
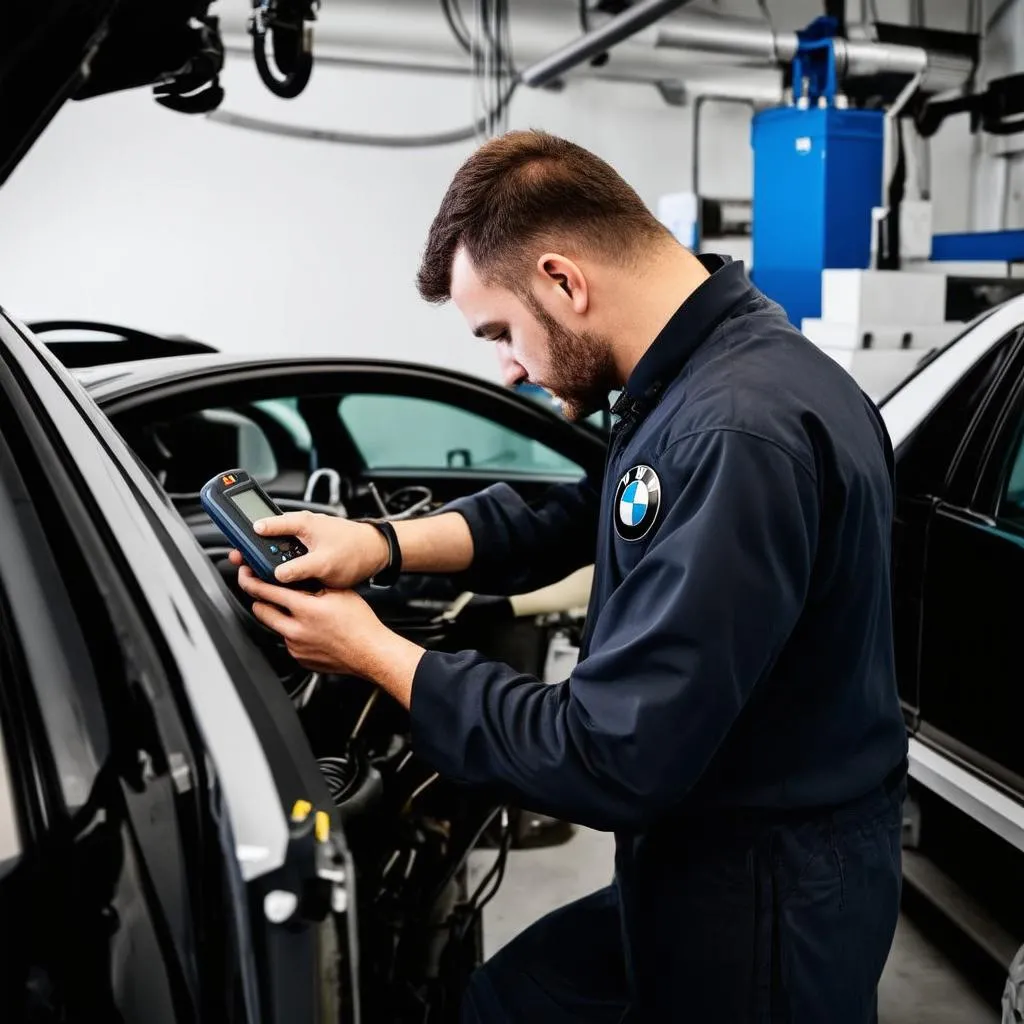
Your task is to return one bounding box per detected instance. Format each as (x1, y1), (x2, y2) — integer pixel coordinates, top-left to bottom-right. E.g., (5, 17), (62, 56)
(410, 254), (907, 835)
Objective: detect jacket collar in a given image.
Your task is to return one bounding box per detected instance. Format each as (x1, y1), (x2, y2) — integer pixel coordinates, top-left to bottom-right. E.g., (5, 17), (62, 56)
(611, 254), (755, 423)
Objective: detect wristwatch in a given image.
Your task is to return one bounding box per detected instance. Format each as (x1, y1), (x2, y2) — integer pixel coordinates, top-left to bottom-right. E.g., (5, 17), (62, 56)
(364, 519), (402, 589)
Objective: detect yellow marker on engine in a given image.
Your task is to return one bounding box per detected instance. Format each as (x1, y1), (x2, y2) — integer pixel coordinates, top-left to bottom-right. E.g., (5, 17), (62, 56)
(315, 810), (330, 843)
(291, 799), (313, 822)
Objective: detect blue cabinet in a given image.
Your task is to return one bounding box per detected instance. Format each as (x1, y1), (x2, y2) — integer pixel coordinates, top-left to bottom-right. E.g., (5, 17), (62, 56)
(751, 105), (884, 326)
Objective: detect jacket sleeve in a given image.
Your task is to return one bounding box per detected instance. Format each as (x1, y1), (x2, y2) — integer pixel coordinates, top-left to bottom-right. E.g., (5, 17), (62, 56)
(439, 476), (601, 596)
(410, 429), (819, 832)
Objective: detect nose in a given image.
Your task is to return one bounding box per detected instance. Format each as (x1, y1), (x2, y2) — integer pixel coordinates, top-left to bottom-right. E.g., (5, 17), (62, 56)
(496, 346), (527, 388)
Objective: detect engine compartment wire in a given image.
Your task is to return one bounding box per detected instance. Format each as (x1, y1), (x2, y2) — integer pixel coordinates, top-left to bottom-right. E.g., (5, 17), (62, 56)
(351, 688), (381, 740)
(402, 772), (441, 814)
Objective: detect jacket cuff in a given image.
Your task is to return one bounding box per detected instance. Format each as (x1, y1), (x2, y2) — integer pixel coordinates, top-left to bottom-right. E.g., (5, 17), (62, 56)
(409, 649), (470, 778)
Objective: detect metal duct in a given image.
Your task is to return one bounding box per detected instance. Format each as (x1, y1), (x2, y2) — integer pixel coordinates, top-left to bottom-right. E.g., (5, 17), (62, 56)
(654, 14), (972, 93)
(518, 0), (694, 88)
(833, 39), (973, 93)
(656, 13), (799, 64)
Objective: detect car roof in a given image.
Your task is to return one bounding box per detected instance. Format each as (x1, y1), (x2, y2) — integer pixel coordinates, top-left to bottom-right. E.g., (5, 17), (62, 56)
(75, 352), (480, 404)
(880, 291), (1024, 450)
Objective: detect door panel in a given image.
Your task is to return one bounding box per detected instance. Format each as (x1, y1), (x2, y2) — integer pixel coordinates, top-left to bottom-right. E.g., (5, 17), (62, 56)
(918, 507), (1024, 785)
(891, 328), (1020, 724)
(916, 330), (1024, 788)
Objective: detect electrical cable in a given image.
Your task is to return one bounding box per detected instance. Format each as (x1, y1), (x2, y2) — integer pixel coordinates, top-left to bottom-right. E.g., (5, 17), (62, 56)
(579, 0), (590, 32)
(402, 772), (440, 814)
(867, 0), (880, 23)
(985, 0), (1015, 34)
(206, 78), (518, 148)
(441, 0), (473, 54)
(350, 689), (381, 741)
(453, 808), (512, 942)
(216, 0), (520, 148)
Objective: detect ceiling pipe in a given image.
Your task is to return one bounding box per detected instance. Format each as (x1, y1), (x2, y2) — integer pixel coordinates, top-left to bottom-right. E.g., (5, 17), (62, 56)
(653, 15), (972, 94)
(518, 0), (694, 88)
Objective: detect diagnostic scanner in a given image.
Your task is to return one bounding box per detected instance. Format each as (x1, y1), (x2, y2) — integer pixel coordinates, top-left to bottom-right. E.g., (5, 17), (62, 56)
(200, 468), (318, 591)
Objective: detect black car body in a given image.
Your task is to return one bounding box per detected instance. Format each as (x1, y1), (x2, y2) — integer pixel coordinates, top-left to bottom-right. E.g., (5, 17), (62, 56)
(883, 294), (1024, 967)
(0, 311), (607, 1023)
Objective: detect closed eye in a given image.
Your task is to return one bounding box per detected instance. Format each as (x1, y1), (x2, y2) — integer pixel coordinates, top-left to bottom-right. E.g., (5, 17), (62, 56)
(473, 321), (510, 343)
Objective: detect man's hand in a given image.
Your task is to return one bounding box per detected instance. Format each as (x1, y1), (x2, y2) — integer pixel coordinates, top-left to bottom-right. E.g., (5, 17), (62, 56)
(228, 511), (388, 589)
(236, 565), (424, 707)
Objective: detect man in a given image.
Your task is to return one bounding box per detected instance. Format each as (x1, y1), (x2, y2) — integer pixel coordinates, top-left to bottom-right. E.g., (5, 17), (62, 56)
(235, 130), (908, 1021)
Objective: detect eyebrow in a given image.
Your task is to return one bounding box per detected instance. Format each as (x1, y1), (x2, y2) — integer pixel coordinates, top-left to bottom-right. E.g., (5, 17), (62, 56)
(473, 321), (507, 339)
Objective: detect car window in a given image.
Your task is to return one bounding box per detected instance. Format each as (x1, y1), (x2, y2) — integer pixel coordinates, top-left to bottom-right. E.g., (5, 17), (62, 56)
(130, 407), (279, 494)
(895, 331), (1017, 501)
(1004, 438), (1024, 518)
(338, 394), (584, 477)
(254, 397), (312, 452)
(515, 382), (613, 433)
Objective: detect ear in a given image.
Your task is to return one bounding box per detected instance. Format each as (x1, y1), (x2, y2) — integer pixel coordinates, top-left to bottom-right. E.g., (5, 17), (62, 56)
(536, 253), (589, 315)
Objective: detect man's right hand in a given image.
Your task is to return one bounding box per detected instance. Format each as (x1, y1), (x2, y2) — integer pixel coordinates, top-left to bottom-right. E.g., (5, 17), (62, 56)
(228, 511), (389, 589)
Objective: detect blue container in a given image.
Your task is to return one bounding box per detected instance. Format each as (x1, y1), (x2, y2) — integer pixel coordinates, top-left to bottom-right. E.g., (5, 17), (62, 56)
(751, 105), (884, 326)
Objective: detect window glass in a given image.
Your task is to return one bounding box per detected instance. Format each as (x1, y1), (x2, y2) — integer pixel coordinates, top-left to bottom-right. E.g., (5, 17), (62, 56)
(1000, 424), (1024, 521)
(515, 382), (612, 433)
(895, 332), (1016, 501)
(254, 397), (312, 452)
(132, 408), (278, 494)
(200, 410), (278, 481)
(338, 394), (583, 476)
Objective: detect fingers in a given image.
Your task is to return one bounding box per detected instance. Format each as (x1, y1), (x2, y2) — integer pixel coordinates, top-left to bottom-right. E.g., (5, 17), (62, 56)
(250, 600), (298, 640)
(253, 510), (314, 539)
(275, 551), (323, 584)
(237, 565), (303, 612)
(228, 550), (244, 566)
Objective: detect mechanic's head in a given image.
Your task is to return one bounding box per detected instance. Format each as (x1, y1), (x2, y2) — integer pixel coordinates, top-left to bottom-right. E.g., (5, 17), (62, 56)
(417, 130), (691, 421)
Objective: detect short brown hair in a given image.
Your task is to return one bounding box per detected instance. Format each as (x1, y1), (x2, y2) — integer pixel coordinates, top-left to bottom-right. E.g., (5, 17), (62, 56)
(417, 129), (669, 303)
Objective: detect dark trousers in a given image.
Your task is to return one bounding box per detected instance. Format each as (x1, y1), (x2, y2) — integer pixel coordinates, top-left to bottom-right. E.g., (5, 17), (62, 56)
(461, 784), (903, 1022)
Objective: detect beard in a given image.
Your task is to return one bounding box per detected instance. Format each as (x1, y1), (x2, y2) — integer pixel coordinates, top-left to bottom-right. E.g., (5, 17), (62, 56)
(526, 297), (616, 422)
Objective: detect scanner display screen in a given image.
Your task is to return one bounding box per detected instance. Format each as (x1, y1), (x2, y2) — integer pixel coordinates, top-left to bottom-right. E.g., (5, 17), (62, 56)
(231, 487), (277, 524)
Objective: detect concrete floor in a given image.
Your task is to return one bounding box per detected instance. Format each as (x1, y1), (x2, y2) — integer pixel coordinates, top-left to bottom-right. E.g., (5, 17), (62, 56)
(471, 826), (999, 1022)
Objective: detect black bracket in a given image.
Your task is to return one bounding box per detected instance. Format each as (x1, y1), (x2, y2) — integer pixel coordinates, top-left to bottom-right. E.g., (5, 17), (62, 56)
(153, 15), (225, 115)
(250, 0), (319, 99)
(917, 72), (1024, 138)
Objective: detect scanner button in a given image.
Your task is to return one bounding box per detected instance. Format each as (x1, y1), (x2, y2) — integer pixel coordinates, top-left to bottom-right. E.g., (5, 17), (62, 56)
(278, 541), (292, 552)
(269, 545), (279, 554)
(280, 555), (289, 563)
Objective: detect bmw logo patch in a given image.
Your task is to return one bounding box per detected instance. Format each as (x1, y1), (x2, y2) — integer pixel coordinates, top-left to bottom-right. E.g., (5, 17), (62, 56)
(614, 464), (661, 541)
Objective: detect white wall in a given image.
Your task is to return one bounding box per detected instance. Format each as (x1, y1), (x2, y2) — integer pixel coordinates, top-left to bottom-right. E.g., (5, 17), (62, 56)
(0, 55), (751, 380)
(0, 0), (1017, 379)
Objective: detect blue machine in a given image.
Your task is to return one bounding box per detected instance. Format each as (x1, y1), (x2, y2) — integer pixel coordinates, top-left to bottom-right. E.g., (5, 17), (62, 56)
(750, 23), (885, 326)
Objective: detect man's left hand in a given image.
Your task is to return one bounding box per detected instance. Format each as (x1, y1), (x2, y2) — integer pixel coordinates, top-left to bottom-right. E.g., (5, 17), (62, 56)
(236, 566), (425, 707)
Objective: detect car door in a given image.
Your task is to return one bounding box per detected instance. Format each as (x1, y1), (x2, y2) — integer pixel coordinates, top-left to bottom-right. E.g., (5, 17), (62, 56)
(0, 316), (357, 1024)
(890, 323), (1024, 728)
(913, 325), (1024, 789)
(0, 330), (221, 1022)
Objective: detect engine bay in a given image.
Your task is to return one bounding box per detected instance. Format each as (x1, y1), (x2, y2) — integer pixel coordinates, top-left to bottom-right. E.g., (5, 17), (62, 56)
(182, 477), (587, 1022)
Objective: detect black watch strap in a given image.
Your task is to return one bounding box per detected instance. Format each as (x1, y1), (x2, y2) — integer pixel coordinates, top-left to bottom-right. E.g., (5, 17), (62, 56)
(365, 519), (402, 588)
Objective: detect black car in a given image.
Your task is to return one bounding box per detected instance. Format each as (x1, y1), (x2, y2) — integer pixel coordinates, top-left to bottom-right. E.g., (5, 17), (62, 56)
(881, 294), (1024, 989)
(0, 313), (610, 1023)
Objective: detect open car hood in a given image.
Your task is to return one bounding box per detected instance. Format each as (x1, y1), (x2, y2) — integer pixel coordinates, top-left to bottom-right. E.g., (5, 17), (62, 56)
(1, 0), (224, 187)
